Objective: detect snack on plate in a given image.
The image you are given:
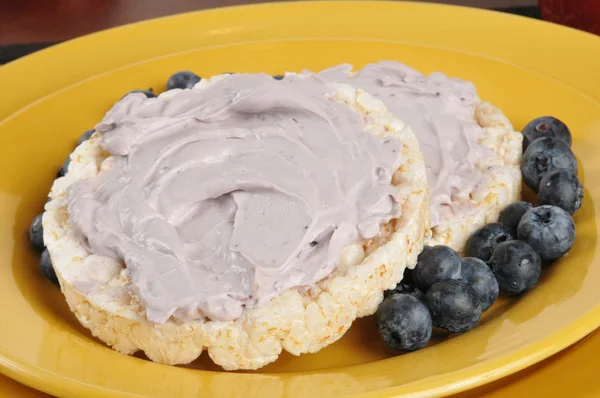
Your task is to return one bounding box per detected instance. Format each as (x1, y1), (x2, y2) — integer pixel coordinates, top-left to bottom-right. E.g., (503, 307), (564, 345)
(42, 72), (429, 370)
(319, 61), (523, 251)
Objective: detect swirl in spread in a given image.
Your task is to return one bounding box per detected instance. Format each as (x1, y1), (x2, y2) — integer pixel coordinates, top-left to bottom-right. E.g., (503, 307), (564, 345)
(319, 61), (492, 227)
(67, 74), (404, 323)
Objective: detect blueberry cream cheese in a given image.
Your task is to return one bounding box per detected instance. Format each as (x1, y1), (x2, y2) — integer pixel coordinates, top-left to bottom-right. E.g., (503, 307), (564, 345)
(43, 72), (429, 369)
(67, 73), (405, 324)
(318, 61), (523, 251)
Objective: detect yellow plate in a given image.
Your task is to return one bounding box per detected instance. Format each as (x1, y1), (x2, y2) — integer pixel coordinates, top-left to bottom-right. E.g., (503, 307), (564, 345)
(5, 330), (600, 398)
(0, 2), (599, 397)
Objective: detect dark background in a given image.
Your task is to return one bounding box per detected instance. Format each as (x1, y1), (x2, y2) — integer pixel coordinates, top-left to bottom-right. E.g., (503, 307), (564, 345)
(0, 0), (541, 64)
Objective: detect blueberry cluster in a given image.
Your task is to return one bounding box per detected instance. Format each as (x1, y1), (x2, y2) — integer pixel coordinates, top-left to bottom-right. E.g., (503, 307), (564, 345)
(521, 117), (582, 215)
(376, 247), (495, 351)
(377, 116), (583, 353)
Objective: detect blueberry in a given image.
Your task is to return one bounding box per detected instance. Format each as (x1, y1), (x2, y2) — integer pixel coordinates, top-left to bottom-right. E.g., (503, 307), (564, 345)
(29, 213), (45, 252)
(273, 74), (285, 80)
(166, 71), (201, 90)
(466, 223), (513, 263)
(376, 294), (432, 351)
(489, 240), (541, 295)
(402, 263), (416, 286)
(538, 169), (583, 215)
(499, 202), (534, 236)
(56, 156), (71, 178)
(384, 283), (424, 300)
(412, 245), (461, 292)
(123, 88), (156, 99)
(384, 268), (424, 300)
(424, 280), (481, 333)
(40, 249), (59, 286)
(521, 137), (578, 192)
(77, 129), (94, 146)
(522, 116), (572, 150)
(460, 257), (499, 311)
(517, 205), (576, 262)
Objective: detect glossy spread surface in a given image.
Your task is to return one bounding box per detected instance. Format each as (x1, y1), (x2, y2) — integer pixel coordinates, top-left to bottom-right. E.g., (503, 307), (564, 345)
(319, 61), (492, 227)
(66, 73), (404, 323)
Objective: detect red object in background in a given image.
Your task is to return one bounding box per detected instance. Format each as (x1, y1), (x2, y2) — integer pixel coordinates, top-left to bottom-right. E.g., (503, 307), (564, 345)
(539, 0), (600, 35)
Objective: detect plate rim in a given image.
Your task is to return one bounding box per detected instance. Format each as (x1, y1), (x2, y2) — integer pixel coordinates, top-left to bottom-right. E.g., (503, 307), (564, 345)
(4, 308), (600, 398)
(2, 0), (600, 122)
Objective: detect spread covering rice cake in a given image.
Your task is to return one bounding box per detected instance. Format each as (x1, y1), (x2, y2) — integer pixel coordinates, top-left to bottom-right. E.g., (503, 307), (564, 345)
(43, 72), (429, 370)
(319, 61), (523, 252)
